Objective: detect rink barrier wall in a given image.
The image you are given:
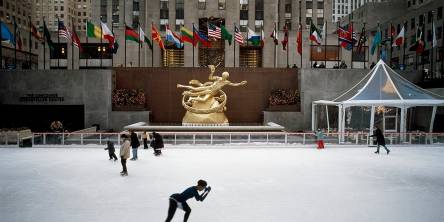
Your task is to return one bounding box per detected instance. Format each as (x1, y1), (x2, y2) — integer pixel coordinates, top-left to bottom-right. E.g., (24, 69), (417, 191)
(1, 132), (444, 147)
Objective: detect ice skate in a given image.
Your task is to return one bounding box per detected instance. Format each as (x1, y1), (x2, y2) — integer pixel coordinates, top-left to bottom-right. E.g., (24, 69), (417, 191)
(387, 150), (390, 155)
(374, 151), (379, 154)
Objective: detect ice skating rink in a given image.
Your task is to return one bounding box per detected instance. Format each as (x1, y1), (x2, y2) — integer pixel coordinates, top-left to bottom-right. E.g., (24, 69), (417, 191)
(1, 145), (444, 222)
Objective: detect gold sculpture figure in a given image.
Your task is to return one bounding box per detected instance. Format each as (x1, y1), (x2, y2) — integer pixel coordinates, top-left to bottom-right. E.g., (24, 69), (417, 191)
(177, 65), (247, 125)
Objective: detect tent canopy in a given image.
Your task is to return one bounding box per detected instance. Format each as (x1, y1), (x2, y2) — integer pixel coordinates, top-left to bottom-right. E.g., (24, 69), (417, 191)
(314, 60), (444, 108)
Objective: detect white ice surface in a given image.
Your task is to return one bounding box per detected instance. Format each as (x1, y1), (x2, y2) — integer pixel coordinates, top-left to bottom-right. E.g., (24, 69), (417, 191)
(1, 145), (444, 222)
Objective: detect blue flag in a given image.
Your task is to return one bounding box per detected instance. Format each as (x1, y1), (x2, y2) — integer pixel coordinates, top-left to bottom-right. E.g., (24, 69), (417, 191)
(1, 21), (15, 45)
(370, 28), (381, 55)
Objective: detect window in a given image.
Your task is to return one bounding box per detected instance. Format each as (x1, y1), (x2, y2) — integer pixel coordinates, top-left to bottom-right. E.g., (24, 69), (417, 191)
(317, 1), (324, 9)
(176, 0), (184, 19)
(285, 0), (291, 13)
(438, 7), (443, 20)
(306, 0), (312, 9)
(240, 10), (248, 20)
(175, 19), (184, 31)
(218, 0), (225, 10)
(240, 0), (248, 10)
(160, 0), (168, 9)
(160, 19), (168, 31)
(285, 19), (291, 30)
(255, 0), (263, 20)
(427, 11), (432, 23)
(160, 0), (169, 19)
(317, 18), (323, 26)
(198, 0), (206, 10)
(240, 20), (248, 32)
(255, 20), (263, 32)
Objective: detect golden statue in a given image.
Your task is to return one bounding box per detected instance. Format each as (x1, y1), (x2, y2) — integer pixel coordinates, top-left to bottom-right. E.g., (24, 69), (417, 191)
(177, 65), (247, 125)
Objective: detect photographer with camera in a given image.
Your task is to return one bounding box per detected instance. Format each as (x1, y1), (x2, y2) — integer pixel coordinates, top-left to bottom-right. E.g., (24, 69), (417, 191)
(165, 179), (211, 222)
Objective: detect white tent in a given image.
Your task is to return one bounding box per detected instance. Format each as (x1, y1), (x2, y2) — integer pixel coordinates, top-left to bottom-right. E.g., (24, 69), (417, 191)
(312, 60), (444, 142)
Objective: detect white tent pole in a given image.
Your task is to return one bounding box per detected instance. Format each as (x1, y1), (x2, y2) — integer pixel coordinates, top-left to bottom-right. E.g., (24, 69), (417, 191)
(369, 106), (375, 145)
(326, 105), (330, 133)
(312, 103), (316, 131)
(338, 105), (342, 144)
(400, 107), (407, 143)
(342, 106), (346, 142)
(429, 106), (437, 133)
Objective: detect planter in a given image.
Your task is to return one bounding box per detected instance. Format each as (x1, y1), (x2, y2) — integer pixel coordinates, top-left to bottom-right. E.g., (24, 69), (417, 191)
(266, 104), (300, 112)
(112, 104), (146, 111)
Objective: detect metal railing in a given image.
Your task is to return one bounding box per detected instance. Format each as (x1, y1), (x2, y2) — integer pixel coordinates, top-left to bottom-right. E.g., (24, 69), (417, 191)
(1, 132), (444, 147)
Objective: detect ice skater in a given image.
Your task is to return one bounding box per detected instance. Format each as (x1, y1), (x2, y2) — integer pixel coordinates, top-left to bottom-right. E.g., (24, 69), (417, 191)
(151, 131), (164, 156)
(130, 131), (140, 160)
(104, 140), (118, 161)
(370, 127), (390, 155)
(315, 129), (325, 149)
(165, 180), (211, 222)
(142, 131), (150, 149)
(120, 134), (131, 176)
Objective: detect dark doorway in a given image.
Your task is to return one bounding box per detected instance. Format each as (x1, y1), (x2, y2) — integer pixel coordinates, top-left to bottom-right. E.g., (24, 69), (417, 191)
(0, 105), (84, 132)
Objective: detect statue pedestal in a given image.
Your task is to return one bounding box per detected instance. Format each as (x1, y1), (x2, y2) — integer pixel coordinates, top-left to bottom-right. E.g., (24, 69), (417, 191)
(182, 111), (229, 126)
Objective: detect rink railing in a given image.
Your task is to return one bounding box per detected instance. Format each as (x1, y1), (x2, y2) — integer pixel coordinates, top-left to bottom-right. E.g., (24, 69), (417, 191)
(1, 131), (444, 147)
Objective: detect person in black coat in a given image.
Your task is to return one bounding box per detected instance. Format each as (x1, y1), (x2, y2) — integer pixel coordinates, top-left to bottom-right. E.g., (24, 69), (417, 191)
(370, 127), (390, 154)
(151, 131), (164, 156)
(104, 141), (118, 161)
(130, 131), (140, 160)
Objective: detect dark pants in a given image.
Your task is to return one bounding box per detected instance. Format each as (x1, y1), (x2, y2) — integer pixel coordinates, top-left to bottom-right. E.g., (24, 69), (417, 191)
(143, 138), (148, 149)
(165, 198), (191, 222)
(376, 144), (390, 153)
(108, 153), (118, 160)
(121, 157), (127, 172)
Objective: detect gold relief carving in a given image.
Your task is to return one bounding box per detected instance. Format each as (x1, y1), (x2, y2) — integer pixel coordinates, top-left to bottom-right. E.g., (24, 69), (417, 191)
(177, 65), (247, 125)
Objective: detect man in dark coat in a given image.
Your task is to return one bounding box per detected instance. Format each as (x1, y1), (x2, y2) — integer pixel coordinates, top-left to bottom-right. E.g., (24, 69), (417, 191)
(151, 131), (164, 156)
(130, 131), (140, 160)
(104, 141), (118, 161)
(370, 127), (390, 154)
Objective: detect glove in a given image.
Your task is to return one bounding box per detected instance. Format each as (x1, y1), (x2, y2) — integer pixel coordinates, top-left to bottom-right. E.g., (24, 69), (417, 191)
(205, 186), (211, 192)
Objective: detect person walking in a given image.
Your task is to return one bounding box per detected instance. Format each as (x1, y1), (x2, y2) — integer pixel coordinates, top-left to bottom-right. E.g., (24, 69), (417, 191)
(315, 129), (325, 149)
(142, 131), (150, 149)
(119, 135), (131, 176)
(130, 131), (140, 160)
(165, 180), (211, 222)
(370, 127), (390, 155)
(104, 140), (118, 161)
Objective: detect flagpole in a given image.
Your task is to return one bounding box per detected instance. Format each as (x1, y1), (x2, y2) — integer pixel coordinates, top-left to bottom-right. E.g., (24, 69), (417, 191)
(151, 22), (154, 67)
(390, 23), (393, 66)
(286, 26), (289, 68)
(233, 23), (236, 67)
(377, 22), (380, 61)
(86, 20), (88, 68)
(100, 17), (103, 68)
(13, 3), (17, 69)
(192, 22), (195, 67)
(337, 19), (340, 67)
(274, 22), (276, 68)
(350, 20), (353, 69)
(402, 21), (406, 67)
(422, 14), (425, 70)
(415, 23), (418, 70)
(123, 1), (126, 67)
(57, 17), (60, 68)
(71, 18), (74, 70)
(111, 22), (114, 68)
(43, 18), (46, 70)
(299, 1), (302, 68)
(0, 18), (2, 69)
(364, 22), (367, 69)
(324, 20), (327, 67)
(138, 23), (141, 67)
(441, 15), (444, 77)
(28, 16), (32, 69)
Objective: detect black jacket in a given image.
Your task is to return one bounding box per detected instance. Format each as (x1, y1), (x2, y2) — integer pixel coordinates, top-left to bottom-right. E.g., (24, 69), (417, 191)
(130, 132), (140, 148)
(152, 132), (164, 149)
(105, 142), (115, 153)
(370, 128), (386, 146)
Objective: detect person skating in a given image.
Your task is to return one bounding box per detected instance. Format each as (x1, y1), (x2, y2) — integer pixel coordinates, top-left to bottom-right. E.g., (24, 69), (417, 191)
(370, 127), (390, 155)
(315, 129), (325, 149)
(104, 141), (118, 161)
(142, 131), (150, 149)
(130, 131), (140, 160)
(119, 135), (131, 176)
(165, 180), (211, 222)
(151, 131), (164, 156)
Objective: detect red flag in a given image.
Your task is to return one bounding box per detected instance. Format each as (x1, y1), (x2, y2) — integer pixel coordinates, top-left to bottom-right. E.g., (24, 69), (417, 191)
(152, 24), (165, 50)
(71, 28), (83, 52)
(281, 25), (288, 50)
(297, 24), (302, 55)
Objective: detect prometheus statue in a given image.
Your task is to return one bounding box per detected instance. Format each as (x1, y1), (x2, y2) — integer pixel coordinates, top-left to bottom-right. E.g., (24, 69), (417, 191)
(177, 65), (247, 125)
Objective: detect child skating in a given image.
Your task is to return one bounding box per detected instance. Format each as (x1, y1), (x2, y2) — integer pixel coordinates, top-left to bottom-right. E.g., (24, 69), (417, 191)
(165, 180), (211, 222)
(104, 141), (118, 161)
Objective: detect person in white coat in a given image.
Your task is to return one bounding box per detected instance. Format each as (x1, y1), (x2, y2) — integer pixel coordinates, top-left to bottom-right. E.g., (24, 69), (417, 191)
(119, 135), (131, 176)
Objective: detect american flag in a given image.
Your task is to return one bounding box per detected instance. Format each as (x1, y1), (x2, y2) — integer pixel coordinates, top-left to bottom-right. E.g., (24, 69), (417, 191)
(58, 21), (71, 40)
(208, 23), (221, 39)
(234, 26), (244, 44)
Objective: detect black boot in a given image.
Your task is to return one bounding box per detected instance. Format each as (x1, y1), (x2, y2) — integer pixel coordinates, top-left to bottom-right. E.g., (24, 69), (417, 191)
(374, 151), (379, 154)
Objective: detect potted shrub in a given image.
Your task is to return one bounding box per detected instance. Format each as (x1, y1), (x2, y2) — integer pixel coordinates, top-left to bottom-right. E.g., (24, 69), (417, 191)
(112, 89), (146, 111)
(267, 89), (300, 111)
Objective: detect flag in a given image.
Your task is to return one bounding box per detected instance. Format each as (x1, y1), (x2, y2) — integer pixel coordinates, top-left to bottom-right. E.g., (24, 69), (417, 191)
(409, 26), (424, 54)
(370, 26), (381, 55)
(152, 24), (165, 50)
(221, 25), (232, 46)
(101, 22), (115, 48)
(125, 26), (139, 43)
(180, 26), (196, 46)
(309, 22), (322, 45)
(247, 27), (261, 46)
(270, 23), (279, 45)
(58, 21), (72, 40)
(43, 21), (54, 50)
(193, 25), (210, 47)
(144, 36), (153, 49)
(338, 24), (356, 50)
(139, 26), (145, 44)
(321, 21), (326, 43)
(71, 26), (83, 52)
(13, 20), (22, 50)
(261, 28), (265, 48)
(297, 24), (302, 55)
(166, 24), (183, 48)
(1, 22), (15, 45)
(86, 21), (102, 39)
(207, 23), (221, 39)
(392, 26), (404, 47)
(281, 25), (288, 50)
(432, 21), (437, 48)
(234, 26), (244, 44)
(357, 26), (367, 53)
(31, 24), (43, 41)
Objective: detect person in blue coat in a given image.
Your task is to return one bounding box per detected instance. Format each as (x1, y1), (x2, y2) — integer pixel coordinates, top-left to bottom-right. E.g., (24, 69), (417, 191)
(165, 180), (211, 222)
